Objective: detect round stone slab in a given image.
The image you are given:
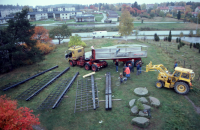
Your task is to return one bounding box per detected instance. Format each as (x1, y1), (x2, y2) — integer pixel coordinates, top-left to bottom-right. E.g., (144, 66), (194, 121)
(149, 96), (160, 107)
(131, 106), (138, 115)
(138, 111), (148, 117)
(143, 104), (151, 110)
(138, 97), (148, 104)
(134, 87), (148, 96)
(131, 117), (150, 128)
(129, 99), (136, 107)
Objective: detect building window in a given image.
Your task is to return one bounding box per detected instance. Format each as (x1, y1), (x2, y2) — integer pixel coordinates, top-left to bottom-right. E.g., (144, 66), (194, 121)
(63, 17), (64, 19)
(62, 14), (64, 16)
(66, 17), (67, 18)
(66, 14), (67, 15)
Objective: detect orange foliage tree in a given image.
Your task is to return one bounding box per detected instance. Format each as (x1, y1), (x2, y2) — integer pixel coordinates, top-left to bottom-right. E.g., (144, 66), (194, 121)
(31, 26), (55, 55)
(0, 95), (40, 130)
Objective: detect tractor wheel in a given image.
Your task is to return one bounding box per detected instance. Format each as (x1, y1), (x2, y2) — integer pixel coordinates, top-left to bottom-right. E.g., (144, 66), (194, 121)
(84, 63), (91, 70)
(69, 61), (74, 67)
(155, 81), (163, 89)
(91, 64), (98, 72)
(113, 36), (115, 38)
(174, 82), (190, 95)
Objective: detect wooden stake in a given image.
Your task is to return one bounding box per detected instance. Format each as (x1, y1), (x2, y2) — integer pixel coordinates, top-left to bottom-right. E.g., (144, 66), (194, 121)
(83, 72), (95, 78)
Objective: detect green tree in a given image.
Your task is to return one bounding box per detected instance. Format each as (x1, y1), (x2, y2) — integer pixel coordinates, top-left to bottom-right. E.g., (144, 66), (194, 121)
(68, 34), (86, 47)
(0, 9), (43, 73)
(22, 5), (33, 12)
(189, 30), (193, 37)
(180, 32), (183, 39)
(150, 13), (155, 19)
(168, 30), (172, 42)
(49, 24), (71, 44)
(135, 30), (139, 39)
(177, 11), (181, 20)
(153, 3), (158, 10)
(118, 10), (134, 41)
(141, 3), (146, 10)
(159, 11), (165, 18)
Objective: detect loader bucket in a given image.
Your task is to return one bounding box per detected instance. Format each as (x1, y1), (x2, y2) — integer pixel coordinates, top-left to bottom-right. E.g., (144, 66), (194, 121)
(146, 61), (153, 72)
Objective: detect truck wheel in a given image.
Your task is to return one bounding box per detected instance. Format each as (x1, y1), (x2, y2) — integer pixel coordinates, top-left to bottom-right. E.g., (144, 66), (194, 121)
(135, 60), (140, 67)
(93, 36), (95, 39)
(155, 81), (163, 88)
(174, 82), (189, 95)
(126, 61), (132, 67)
(113, 36), (114, 38)
(69, 61), (74, 67)
(102, 61), (108, 68)
(84, 63), (91, 70)
(102, 36), (104, 38)
(92, 64), (98, 72)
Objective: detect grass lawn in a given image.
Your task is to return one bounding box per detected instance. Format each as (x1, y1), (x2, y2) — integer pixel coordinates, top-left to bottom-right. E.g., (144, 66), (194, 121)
(134, 22), (197, 30)
(133, 16), (184, 22)
(94, 14), (104, 22)
(0, 39), (200, 130)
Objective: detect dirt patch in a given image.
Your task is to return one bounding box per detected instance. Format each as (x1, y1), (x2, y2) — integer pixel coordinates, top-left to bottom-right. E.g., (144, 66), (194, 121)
(184, 95), (200, 114)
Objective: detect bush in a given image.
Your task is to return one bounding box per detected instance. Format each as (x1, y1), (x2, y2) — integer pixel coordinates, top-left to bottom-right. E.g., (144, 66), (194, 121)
(179, 38), (181, 43)
(36, 41), (56, 55)
(190, 43), (192, 48)
(68, 35), (86, 47)
(176, 38), (178, 43)
(0, 95), (40, 129)
(154, 33), (160, 41)
(178, 45), (180, 50)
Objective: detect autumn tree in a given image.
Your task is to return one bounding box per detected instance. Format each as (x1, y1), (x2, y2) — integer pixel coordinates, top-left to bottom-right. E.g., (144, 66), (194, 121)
(168, 30), (172, 42)
(31, 26), (52, 43)
(31, 26), (55, 55)
(68, 34), (86, 47)
(118, 10), (134, 41)
(0, 95), (40, 129)
(49, 24), (71, 44)
(22, 5), (33, 12)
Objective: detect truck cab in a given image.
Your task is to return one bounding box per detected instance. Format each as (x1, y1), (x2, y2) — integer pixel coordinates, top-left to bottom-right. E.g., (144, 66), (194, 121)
(65, 46), (84, 61)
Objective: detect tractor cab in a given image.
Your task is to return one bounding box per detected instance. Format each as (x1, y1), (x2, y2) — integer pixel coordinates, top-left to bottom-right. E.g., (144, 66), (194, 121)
(171, 67), (195, 83)
(65, 46), (85, 61)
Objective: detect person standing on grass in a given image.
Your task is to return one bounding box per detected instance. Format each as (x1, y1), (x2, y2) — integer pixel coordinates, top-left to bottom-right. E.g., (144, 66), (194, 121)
(120, 72), (123, 83)
(137, 63), (140, 75)
(115, 60), (119, 72)
(174, 61), (178, 69)
(124, 66), (130, 78)
(131, 59), (135, 72)
(139, 61), (142, 74)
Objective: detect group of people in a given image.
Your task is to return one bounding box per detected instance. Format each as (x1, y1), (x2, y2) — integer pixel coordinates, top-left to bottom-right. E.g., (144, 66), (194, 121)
(115, 59), (142, 84)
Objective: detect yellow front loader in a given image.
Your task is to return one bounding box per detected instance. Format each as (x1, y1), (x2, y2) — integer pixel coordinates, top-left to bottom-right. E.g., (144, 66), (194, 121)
(146, 61), (195, 95)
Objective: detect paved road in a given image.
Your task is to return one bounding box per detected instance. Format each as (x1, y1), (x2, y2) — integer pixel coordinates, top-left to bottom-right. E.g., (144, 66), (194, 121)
(52, 36), (200, 44)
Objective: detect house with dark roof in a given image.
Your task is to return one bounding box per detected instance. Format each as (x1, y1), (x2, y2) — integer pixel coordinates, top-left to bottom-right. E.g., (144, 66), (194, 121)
(0, 17), (14, 24)
(27, 11), (82, 21)
(107, 10), (119, 22)
(173, 6), (185, 12)
(75, 14), (95, 22)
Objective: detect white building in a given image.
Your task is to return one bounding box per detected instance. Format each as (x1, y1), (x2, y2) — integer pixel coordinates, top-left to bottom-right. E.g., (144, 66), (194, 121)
(158, 7), (169, 13)
(27, 12), (48, 21)
(195, 6), (200, 13)
(0, 9), (21, 17)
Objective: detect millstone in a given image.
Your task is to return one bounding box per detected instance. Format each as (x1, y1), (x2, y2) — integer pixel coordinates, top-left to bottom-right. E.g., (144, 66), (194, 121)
(129, 99), (136, 107)
(138, 97), (148, 104)
(131, 117), (150, 128)
(149, 96), (160, 107)
(134, 87), (148, 96)
(131, 106), (138, 115)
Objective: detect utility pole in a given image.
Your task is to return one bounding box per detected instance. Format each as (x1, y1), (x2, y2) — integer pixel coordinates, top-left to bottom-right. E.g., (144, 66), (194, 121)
(196, 15), (198, 32)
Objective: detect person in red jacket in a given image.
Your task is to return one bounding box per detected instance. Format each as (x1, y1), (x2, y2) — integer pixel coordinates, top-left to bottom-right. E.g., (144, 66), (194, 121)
(124, 66), (130, 78)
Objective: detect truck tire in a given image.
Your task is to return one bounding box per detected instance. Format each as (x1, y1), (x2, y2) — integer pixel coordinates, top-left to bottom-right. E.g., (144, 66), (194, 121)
(135, 60), (140, 67)
(155, 81), (163, 89)
(113, 36), (114, 38)
(69, 61), (74, 67)
(174, 82), (190, 95)
(126, 61), (132, 67)
(84, 63), (91, 70)
(102, 36), (104, 38)
(102, 61), (108, 68)
(91, 64), (98, 72)
(93, 36), (95, 39)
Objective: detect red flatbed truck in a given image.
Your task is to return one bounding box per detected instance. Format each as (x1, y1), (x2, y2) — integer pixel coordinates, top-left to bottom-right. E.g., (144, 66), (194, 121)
(65, 46), (147, 72)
